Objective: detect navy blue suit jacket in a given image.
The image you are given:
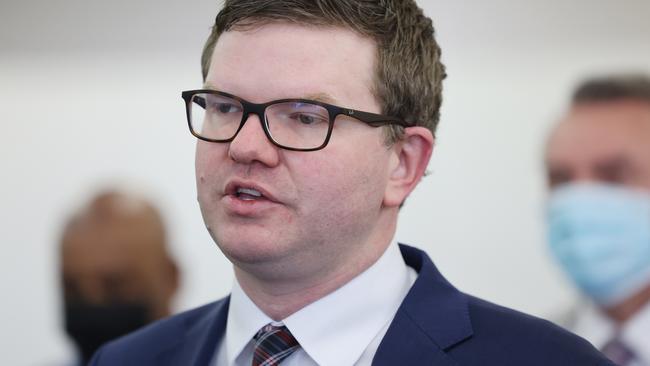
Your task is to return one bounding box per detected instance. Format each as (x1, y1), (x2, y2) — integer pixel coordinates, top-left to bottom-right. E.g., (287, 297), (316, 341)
(90, 245), (614, 365)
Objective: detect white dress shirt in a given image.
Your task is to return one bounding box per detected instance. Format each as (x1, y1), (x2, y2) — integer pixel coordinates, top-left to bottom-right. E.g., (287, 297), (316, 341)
(569, 300), (650, 365)
(212, 241), (418, 366)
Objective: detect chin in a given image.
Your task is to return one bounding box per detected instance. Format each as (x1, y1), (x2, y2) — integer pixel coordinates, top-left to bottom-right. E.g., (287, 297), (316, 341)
(214, 233), (291, 265)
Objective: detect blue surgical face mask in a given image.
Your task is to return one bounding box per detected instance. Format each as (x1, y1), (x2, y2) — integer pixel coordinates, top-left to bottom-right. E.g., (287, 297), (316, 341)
(547, 183), (650, 306)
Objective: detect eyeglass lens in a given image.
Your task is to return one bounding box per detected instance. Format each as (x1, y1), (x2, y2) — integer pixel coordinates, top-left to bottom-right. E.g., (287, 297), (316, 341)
(190, 93), (331, 149)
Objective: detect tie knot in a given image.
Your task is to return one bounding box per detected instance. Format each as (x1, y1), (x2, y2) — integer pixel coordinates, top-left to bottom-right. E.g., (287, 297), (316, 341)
(252, 324), (300, 366)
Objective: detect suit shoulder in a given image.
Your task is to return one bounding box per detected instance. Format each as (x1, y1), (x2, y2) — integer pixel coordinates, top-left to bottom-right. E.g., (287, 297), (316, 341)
(453, 295), (614, 365)
(89, 298), (228, 365)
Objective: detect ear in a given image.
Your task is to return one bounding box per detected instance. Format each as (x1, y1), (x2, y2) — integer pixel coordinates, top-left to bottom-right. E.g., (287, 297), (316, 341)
(165, 257), (180, 298)
(383, 127), (434, 207)
(155, 256), (180, 319)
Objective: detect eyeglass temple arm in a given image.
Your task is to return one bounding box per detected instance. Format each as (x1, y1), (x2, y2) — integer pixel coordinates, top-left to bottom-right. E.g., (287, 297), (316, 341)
(181, 91), (208, 110)
(193, 96), (207, 109)
(340, 109), (410, 127)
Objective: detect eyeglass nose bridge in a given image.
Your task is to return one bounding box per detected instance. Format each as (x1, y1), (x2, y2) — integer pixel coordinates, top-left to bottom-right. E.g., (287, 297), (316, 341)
(230, 100), (277, 147)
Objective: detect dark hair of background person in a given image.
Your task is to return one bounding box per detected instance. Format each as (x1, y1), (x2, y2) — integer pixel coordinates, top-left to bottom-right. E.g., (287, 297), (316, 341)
(572, 74), (650, 105)
(200, 0), (446, 144)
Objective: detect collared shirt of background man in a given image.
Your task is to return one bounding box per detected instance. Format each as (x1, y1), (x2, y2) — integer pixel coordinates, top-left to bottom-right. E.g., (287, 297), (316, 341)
(90, 1), (613, 365)
(546, 74), (650, 365)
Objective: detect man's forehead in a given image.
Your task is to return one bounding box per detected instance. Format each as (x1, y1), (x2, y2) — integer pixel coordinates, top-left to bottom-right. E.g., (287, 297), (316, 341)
(568, 100), (650, 122)
(205, 22), (378, 108)
(546, 101), (650, 163)
(211, 23), (376, 61)
(553, 101), (650, 139)
(202, 82), (339, 104)
(62, 218), (165, 263)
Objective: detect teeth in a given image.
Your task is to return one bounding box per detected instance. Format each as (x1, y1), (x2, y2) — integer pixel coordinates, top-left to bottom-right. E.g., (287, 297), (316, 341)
(236, 187), (262, 197)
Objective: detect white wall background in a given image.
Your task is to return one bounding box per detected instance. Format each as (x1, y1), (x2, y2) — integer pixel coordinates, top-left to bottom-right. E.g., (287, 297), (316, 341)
(1, 0), (649, 364)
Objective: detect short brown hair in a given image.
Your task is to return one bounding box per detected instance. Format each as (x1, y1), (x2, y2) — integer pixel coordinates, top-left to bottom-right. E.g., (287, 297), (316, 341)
(572, 73), (650, 105)
(200, 0), (446, 142)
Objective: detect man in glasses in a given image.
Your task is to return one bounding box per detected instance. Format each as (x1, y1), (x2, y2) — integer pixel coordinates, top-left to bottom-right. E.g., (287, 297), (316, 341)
(90, 1), (611, 365)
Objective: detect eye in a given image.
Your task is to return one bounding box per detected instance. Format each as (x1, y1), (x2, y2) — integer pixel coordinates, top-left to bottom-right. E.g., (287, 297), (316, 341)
(213, 102), (241, 114)
(268, 102), (330, 128)
(62, 275), (81, 300)
(201, 93), (242, 115)
(547, 168), (572, 189)
(287, 103), (329, 125)
(293, 113), (327, 125)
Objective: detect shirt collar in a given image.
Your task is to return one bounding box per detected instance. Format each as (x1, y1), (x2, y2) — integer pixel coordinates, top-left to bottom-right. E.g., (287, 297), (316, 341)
(224, 240), (413, 366)
(572, 298), (650, 363)
(621, 300), (650, 362)
(571, 301), (615, 348)
(224, 279), (273, 365)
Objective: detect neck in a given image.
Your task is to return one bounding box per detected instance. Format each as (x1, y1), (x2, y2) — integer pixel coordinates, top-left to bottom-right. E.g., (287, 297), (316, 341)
(603, 283), (650, 324)
(235, 214), (397, 320)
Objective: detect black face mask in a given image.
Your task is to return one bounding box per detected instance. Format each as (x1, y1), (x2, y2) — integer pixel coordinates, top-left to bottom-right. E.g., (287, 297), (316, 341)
(64, 302), (150, 364)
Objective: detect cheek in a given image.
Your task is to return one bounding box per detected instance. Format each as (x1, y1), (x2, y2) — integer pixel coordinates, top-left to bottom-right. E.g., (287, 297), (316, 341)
(195, 143), (229, 217)
(195, 143), (226, 187)
(194, 143), (211, 179)
(291, 147), (388, 211)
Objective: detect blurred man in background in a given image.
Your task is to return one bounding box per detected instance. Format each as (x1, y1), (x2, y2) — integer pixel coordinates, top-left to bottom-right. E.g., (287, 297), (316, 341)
(60, 190), (179, 365)
(546, 74), (650, 365)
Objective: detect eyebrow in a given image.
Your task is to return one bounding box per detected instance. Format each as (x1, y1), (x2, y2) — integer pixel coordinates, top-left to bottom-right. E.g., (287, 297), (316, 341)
(594, 155), (634, 176)
(202, 82), (219, 90)
(200, 85), (339, 105)
(302, 93), (338, 104)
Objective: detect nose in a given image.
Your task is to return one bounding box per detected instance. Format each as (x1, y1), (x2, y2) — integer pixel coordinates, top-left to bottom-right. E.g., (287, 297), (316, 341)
(228, 114), (280, 167)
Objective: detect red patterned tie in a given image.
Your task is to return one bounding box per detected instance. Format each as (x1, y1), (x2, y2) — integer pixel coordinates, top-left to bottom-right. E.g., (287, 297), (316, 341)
(252, 324), (300, 366)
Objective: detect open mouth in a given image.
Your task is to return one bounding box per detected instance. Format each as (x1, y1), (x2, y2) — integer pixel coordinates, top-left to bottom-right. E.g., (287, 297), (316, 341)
(236, 187), (263, 201)
(225, 181), (277, 205)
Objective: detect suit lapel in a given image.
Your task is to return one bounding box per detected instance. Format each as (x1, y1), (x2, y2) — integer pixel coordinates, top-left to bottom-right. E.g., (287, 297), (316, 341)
(373, 245), (473, 366)
(372, 310), (461, 366)
(162, 297), (231, 366)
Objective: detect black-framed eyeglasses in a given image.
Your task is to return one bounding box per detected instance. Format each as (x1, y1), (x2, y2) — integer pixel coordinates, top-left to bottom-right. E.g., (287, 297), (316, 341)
(181, 89), (410, 151)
